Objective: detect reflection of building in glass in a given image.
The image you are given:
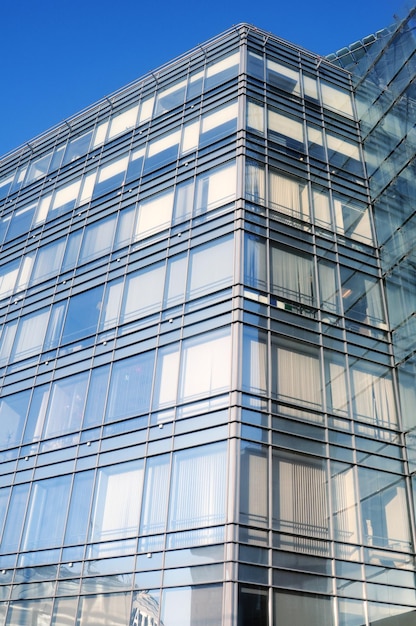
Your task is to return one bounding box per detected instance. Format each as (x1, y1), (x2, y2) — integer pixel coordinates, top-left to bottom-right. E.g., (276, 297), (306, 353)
(0, 9), (415, 626)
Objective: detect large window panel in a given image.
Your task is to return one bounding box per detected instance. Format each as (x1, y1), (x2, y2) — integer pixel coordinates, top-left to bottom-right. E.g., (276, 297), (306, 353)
(246, 162), (265, 204)
(244, 235), (267, 291)
(247, 100), (265, 133)
(358, 468), (411, 550)
(61, 285), (104, 346)
(331, 461), (360, 544)
(268, 109), (304, 150)
(140, 454), (170, 534)
(30, 238), (65, 285)
(22, 385), (49, 445)
(168, 442), (227, 530)
(107, 105), (139, 140)
(79, 215), (117, 263)
(0, 320), (17, 365)
(179, 329), (231, 401)
(135, 189), (174, 238)
(188, 236), (234, 298)
(11, 309), (49, 361)
(321, 82), (354, 117)
(272, 451), (329, 541)
(121, 262), (165, 322)
(161, 584), (223, 626)
(144, 130), (180, 172)
(273, 591), (334, 626)
(43, 371), (89, 438)
(200, 101), (238, 145)
(269, 170), (309, 221)
(93, 156), (128, 198)
(326, 132), (362, 175)
(340, 267), (384, 327)
(270, 245), (315, 306)
(77, 593), (132, 626)
(333, 195), (373, 244)
(1, 484), (29, 553)
(0, 390), (31, 450)
(50, 178), (81, 216)
(155, 79), (187, 115)
(273, 339), (322, 412)
(165, 254), (187, 306)
(90, 460), (143, 543)
(205, 51), (239, 89)
(65, 471), (94, 545)
(195, 161), (236, 214)
(324, 351), (349, 415)
(242, 328), (268, 394)
(350, 361), (397, 428)
(153, 345), (180, 408)
(105, 352), (155, 422)
(99, 278), (123, 331)
(21, 475), (72, 551)
(5, 204), (35, 242)
(83, 364), (110, 428)
(0, 259), (20, 299)
(318, 260), (339, 314)
(240, 442), (268, 527)
(62, 131), (93, 165)
(267, 60), (300, 95)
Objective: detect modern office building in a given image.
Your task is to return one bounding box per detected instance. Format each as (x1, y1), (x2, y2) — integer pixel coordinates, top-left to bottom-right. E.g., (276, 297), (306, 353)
(0, 9), (414, 626)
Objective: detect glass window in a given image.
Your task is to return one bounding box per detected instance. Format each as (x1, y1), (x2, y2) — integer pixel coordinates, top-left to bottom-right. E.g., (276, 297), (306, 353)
(324, 351), (348, 415)
(331, 461), (360, 544)
(327, 132), (362, 175)
(188, 236), (234, 298)
(140, 454), (170, 534)
(273, 339), (322, 412)
(90, 460), (143, 542)
(105, 352), (155, 423)
(93, 155), (128, 198)
(181, 121), (199, 154)
(358, 468), (411, 550)
(268, 109), (304, 148)
(267, 60), (300, 95)
(21, 475), (72, 551)
(44, 302), (66, 350)
(79, 215), (117, 263)
(269, 170), (309, 221)
(76, 592), (132, 626)
(240, 442), (268, 527)
(11, 309), (49, 361)
(83, 364), (110, 428)
(195, 161), (236, 214)
(121, 262), (165, 322)
(144, 130), (180, 172)
(318, 261), (339, 314)
(239, 586), (268, 626)
(62, 131), (93, 165)
(340, 267), (384, 326)
(138, 95), (154, 124)
(242, 328), (268, 394)
(108, 105), (139, 140)
(168, 442), (227, 530)
(26, 152), (53, 184)
(0, 173), (14, 200)
(307, 125), (325, 160)
(30, 238), (66, 284)
(333, 195), (373, 244)
(43, 371), (89, 438)
(312, 187), (331, 227)
(155, 79), (187, 115)
(161, 584), (223, 626)
(0, 259), (20, 299)
(205, 51), (239, 89)
(135, 189), (174, 238)
(272, 451), (329, 541)
(61, 285), (104, 346)
(126, 147), (145, 183)
(99, 278), (123, 331)
(0, 320), (17, 365)
(173, 179), (194, 223)
(61, 230), (82, 271)
(153, 345), (180, 408)
(180, 329), (231, 401)
(0, 390), (30, 450)
(65, 471), (94, 545)
(273, 591), (333, 626)
(321, 82), (354, 117)
(1, 484), (29, 553)
(114, 205), (135, 248)
(50, 178), (81, 216)
(246, 162), (265, 204)
(270, 245), (314, 306)
(165, 254), (187, 306)
(244, 234), (267, 291)
(200, 101), (238, 145)
(5, 204), (35, 242)
(23, 385), (49, 444)
(349, 361), (397, 428)
(5, 599), (53, 626)
(247, 100), (264, 133)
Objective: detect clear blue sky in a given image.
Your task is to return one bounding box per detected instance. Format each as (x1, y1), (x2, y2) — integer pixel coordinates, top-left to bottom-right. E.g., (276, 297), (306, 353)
(0, 0), (403, 157)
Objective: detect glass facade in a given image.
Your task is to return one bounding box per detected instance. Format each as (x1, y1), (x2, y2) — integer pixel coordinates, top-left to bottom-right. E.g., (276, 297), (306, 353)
(0, 17), (414, 626)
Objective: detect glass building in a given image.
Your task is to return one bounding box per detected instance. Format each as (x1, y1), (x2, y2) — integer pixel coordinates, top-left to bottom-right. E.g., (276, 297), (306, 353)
(0, 11), (414, 626)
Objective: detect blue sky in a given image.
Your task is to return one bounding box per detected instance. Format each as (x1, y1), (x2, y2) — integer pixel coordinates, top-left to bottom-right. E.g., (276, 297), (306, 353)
(0, 0), (402, 157)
